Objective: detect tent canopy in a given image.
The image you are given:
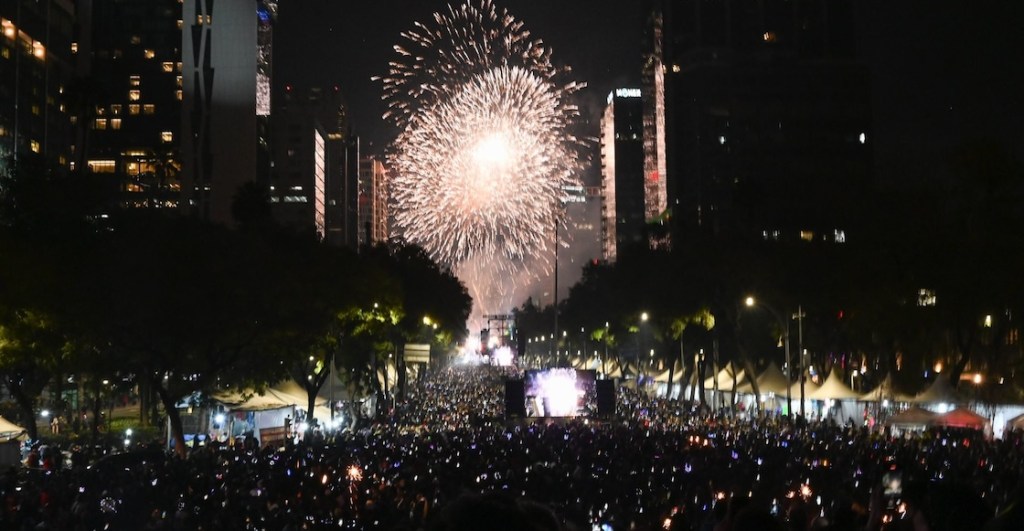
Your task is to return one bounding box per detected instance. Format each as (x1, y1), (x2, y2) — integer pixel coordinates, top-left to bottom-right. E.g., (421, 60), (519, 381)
(931, 407), (987, 429)
(911, 376), (965, 405)
(736, 362), (791, 395)
(884, 406), (938, 427)
(860, 373), (915, 402)
(703, 362), (747, 390)
(1006, 413), (1024, 432)
(808, 371), (861, 400)
(0, 415), (26, 438)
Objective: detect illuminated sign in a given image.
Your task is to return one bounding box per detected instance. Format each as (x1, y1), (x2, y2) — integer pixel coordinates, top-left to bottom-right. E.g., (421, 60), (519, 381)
(615, 88), (641, 98)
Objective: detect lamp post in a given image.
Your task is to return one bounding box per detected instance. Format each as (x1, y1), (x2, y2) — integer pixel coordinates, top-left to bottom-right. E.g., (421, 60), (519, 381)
(745, 297), (792, 417)
(603, 321), (609, 377)
(793, 305), (806, 418)
(640, 312), (649, 380)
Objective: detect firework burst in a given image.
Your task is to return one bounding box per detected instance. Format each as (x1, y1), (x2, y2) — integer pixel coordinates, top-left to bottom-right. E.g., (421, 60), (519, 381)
(382, 0), (586, 319)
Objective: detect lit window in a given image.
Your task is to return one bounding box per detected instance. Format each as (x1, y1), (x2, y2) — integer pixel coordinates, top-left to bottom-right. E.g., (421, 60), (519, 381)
(32, 41), (44, 59)
(110, 118), (122, 130)
(763, 31), (777, 43)
(859, 132), (866, 144)
(31, 105), (40, 115)
(143, 104), (155, 115)
(176, 75), (182, 87)
(162, 61), (174, 72)
(143, 49), (155, 59)
(94, 118), (107, 130)
(917, 289), (937, 307)
(110, 104), (122, 115)
(130, 75), (141, 87)
(176, 62), (182, 72)
(2, 19), (15, 39)
(195, 14), (203, 25)
(206, 15), (212, 24)
(800, 231), (814, 242)
(30, 140), (40, 153)
(71, 42), (78, 54)
(95, 105), (106, 116)
(2, 48), (9, 59)
(130, 35), (141, 45)
(175, 90), (182, 101)
(177, 20), (183, 30)
(87, 160), (116, 173)
(161, 131), (173, 142)
(129, 104), (140, 115)
(129, 90), (140, 101)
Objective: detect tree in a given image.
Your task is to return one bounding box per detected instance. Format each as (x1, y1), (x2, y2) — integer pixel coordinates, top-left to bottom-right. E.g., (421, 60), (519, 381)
(73, 212), (307, 457)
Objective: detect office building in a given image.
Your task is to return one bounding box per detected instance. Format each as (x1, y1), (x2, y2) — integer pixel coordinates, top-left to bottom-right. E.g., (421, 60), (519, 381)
(181, 0), (276, 226)
(600, 89), (645, 262)
(358, 156), (389, 248)
(75, 0), (182, 208)
(270, 84), (351, 241)
(642, 11), (668, 242)
(662, 0), (871, 242)
(0, 0), (75, 174)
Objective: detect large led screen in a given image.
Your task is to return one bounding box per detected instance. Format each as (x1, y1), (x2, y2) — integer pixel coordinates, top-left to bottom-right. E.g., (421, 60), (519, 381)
(524, 368), (596, 417)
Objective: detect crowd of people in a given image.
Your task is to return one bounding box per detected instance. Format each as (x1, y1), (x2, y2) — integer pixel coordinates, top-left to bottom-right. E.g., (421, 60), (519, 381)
(3, 364), (1024, 530)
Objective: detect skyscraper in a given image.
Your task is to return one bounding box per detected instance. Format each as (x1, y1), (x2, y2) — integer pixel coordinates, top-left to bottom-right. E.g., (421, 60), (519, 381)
(181, 0), (276, 226)
(75, 0), (182, 209)
(662, 0), (871, 242)
(357, 156), (389, 248)
(642, 11), (669, 243)
(0, 0), (75, 173)
(600, 89), (645, 263)
(270, 84), (349, 241)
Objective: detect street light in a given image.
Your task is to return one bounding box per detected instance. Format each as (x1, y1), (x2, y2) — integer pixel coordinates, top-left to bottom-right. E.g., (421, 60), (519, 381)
(603, 321), (609, 377)
(745, 296), (792, 417)
(639, 311), (650, 380)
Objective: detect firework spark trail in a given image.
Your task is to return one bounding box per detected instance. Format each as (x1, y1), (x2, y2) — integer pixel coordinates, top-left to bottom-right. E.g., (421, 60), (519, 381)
(391, 66), (573, 264)
(382, 0), (587, 320)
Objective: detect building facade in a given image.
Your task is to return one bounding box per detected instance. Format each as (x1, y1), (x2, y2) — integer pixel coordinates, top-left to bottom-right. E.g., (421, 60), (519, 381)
(600, 89), (646, 262)
(75, 0), (182, 209)
(181, 0), (276, 226)
(0, 0), (75, 174)
(641, 11), (668, 238)
(357, 156), (389, 248)
(270, 85), (351, 241)
(662, 0), (872, 243)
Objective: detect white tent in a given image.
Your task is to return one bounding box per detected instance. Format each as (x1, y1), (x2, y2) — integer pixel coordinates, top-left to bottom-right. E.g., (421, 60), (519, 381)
(0, 415), (26, 440)
(911, 376), (965, 405)
(860, 373), (915, 403)
(808, 370), (861, 401)
(787, 379), (820, 400)
(736, 362), (791, 395)
(703, 362), (747, 390)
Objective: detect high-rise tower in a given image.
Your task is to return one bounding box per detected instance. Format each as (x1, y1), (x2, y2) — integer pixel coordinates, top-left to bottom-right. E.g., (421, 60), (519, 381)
(600, 89), (645, 263)
(75, 0), (182, 209)
(181, 0), (276, 226)
(662, 0), (871, 243)
(642, 11), (668, 244)
(0, 0), (75, 174)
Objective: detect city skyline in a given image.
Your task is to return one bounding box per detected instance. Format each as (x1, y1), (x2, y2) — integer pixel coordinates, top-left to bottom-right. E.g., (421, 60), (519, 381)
(276, 0), (1022, 185)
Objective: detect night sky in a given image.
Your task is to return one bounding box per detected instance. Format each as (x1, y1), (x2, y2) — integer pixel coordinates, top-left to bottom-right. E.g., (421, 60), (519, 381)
(276, 0), (1024, 183)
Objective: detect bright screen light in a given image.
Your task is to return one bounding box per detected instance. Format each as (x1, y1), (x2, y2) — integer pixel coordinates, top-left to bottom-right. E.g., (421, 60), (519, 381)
(525, 368), (596, 417)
